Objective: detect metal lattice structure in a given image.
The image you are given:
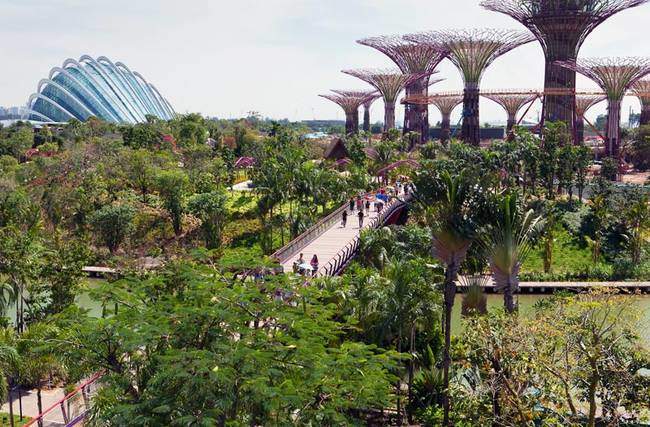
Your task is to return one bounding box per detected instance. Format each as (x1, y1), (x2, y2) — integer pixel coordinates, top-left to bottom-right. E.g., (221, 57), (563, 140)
(574, 92), (606, 143)
(342, 68), (426, 132)
(427, 92), (465, 142)
(631, 79), (650, 126)
(480, 0), (649, 134)
(319, 90), (378, 134)
(357, 36), (448, 142)
(406, 29), (535, 146)
(482, 91), (539, 132)
(557, 57), (650, 156)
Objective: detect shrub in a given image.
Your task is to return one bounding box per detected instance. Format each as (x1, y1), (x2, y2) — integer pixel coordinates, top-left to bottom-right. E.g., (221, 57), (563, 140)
(90, 204), (135, 253)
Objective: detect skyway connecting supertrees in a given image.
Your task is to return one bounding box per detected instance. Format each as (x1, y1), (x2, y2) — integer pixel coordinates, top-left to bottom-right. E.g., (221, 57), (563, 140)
(319, 90), (377, 134)
(342, 68), (427, 132)
(481, 0), (649, 134)
(574, 92), (606, 144)
(631, 79), (650, 126)
(406, 29), (534, 146)
(481, 90), (539, 134)
(557, 57), (650, 156)
(357, 36), (448, 142)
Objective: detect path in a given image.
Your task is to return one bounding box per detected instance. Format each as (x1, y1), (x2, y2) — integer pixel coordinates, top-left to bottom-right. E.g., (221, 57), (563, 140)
(1, 388), (66, 426)
(281, 204), (382, 274)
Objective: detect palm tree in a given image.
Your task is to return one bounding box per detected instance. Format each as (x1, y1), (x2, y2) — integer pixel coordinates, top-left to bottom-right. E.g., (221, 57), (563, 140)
(428, 171), (474, 426)
(624, 195), (650, 263)
(481, 194), (543, 313)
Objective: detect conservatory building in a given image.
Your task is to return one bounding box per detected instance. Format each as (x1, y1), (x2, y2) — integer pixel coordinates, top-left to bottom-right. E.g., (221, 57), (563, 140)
(25, 55), (175, 124)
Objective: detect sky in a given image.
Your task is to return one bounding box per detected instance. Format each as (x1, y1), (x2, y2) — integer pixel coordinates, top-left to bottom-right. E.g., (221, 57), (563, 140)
(1, 0), (649, 125)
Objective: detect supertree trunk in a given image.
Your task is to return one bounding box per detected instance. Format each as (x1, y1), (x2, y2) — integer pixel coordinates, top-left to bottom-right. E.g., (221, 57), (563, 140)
(384, 103), (396, 132)
(543, 47), (577, 130)
(462, 83), (480, 146)
(606, 100), (622, 157)
(575, 117), (586, 145)
(404, 77), (430, 143)
(363, 105), (371, 132)
(344, 111), (357, 135)
(506, 115), (516, 133)
(441, 114), (452, 143)
(641, 102), (650, 126)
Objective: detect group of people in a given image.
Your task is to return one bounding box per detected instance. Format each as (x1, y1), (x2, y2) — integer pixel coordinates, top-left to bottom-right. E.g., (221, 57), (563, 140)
(292, 253), (319, 277)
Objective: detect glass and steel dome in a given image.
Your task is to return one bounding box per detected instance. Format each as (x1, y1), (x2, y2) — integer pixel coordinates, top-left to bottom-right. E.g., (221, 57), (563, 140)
(26, 55), (175, 123)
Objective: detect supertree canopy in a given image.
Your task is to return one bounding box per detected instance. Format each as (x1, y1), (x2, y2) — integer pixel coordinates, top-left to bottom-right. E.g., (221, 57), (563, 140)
(319, 90), (377, 134)
(557, 57), (650, 156)
(342, 68), (426, 132)
(426, 92), (465, 143)
(574, 92), (606, 143)
(482, 90), (539, 133)
(631, 79), (650, 126)
(357, 36), (448, 142)
(481, 0), (649, 133)
(406, 29), (534, 146)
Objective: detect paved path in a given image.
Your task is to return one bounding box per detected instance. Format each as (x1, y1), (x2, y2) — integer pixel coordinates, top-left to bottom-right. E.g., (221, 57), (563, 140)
(2, 387), (67, 426)
(282, 204), (381, 275)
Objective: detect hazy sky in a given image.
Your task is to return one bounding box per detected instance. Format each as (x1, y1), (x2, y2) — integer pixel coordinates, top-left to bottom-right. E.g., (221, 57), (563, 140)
(1, 0), (649, 125)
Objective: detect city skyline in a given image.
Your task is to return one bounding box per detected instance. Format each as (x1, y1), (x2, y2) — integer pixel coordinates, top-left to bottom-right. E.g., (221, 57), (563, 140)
(1, 0), (649, 125)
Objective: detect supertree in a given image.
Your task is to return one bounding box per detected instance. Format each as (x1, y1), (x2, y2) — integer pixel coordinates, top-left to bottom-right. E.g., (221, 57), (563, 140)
(574, 92), (606, 143)
(481, 0), (649, 133)
(631, 79), (650, 126)
(342, 68), (426, 132)
(557, 57), (650, 156)
(361, 93), (382, 132)
(319, 90), (377, 134)
(406, 29), (534, 146)
(426, 92), (465, 143)
(482, 90), (539, 133)
(357, 36), (448, 142)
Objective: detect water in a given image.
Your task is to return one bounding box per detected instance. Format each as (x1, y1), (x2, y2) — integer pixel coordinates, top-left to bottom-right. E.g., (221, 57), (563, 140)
(453, 294), (650, 349)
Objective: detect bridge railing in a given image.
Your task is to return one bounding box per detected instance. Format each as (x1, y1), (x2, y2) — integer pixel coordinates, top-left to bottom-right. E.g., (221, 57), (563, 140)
(24, 371), (103, 427)
(271, 201), (350, 264)
(318, 194), (410, 277)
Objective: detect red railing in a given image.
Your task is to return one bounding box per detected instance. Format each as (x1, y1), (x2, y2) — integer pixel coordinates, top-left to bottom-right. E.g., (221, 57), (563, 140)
(24, 371), (103, 427)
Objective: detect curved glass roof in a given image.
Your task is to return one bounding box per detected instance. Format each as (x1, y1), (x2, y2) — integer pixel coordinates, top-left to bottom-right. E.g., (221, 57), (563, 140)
(27, 55), (175, 123)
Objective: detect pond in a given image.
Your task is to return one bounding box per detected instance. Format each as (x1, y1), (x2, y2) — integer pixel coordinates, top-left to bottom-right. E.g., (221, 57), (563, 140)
(452, 294), (650, 349)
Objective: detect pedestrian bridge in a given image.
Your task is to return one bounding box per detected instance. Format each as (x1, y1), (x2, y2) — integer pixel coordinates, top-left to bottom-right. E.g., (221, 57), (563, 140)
(272, 192), (412, 277)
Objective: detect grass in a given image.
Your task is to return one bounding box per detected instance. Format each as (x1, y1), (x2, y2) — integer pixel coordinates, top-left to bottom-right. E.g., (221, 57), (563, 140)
(523, 227), (603, 274)
(0, 413), (30, 426)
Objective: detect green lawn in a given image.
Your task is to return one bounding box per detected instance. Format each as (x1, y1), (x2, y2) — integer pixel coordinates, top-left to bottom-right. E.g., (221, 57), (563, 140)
(0, 413), (30, 426)
(523, 228), (594, 274)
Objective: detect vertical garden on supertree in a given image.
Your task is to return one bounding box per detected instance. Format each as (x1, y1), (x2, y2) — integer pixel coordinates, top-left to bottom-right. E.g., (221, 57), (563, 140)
(481, 0), (649, 134)
(631, 78), (650, 126)
(557, 57), (650, 157)
(482, 90), (539, 134)
(357, 36), (448, 142)
(319, 90), (377, 134)
(361, 93), (382, 132)
(407, 29), (534, 146)
(342, 69), (425, 132)
(425, 92), (464, 143)
(574, 92), (606, 144)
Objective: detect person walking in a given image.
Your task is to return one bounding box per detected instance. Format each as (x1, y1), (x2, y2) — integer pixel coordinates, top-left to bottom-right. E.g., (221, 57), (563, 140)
(358, 210), (364, 228)
(356, 196), (363, 211)
(310, 254), (319, 277)
(365, 199), (370, 212)
(349, 197), (355, 211)
(341, 210), (348, 228)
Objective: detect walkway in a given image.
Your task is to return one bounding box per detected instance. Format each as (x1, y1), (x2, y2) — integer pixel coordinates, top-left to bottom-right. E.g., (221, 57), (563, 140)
(275, 189), (410, 277)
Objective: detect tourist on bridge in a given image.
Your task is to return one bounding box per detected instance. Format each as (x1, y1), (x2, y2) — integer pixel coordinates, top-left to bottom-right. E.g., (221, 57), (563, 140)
(310, 255), (319, 277)
(349, 197), (355, 211)
(341, 210), (347, 228)
(358, 210), (364, 228)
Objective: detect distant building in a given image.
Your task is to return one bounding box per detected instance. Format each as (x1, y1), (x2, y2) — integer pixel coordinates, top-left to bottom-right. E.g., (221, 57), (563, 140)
(25, 55), (175, 124)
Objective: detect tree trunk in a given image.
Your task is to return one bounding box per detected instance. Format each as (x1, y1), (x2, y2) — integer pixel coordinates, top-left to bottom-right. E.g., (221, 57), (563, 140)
(462, 83), (480, 146)
(407, 324), (416, 424)
(384, 103), (396, 132)
(36, 388), (43, 427)
(641, 102), (650, 127)
(544, 232), (553, 274)
(441, 114), (452, 144)
(442, 261), (459, 426)
(503, 278), (517, 314)
(506, 115), (516, 135)
(575, 116), (585, 145)
(344, 111), (356, 135)
(8, 386), (14, 427)
(363, 105), (371, 132)
(543, 46), (577, 135)
(606, 99), (621, 158)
